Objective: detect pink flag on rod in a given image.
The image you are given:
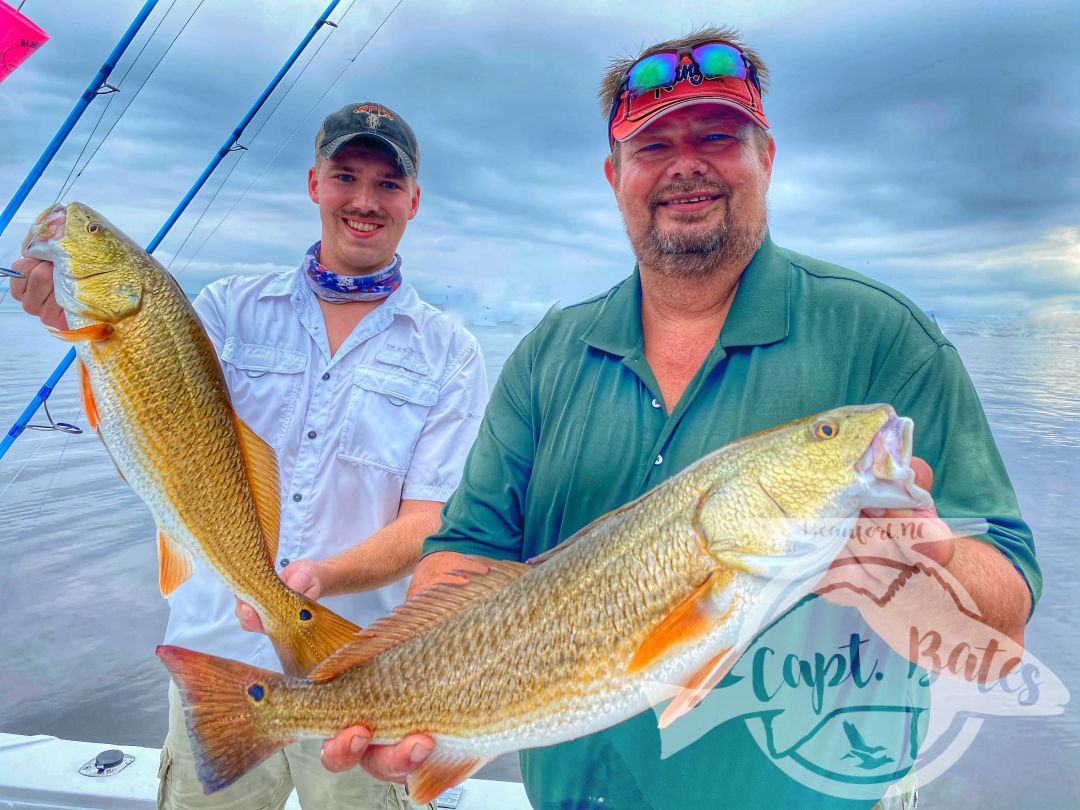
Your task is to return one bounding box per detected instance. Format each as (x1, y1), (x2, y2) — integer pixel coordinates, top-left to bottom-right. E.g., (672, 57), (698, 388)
(0, 1), (48, 86)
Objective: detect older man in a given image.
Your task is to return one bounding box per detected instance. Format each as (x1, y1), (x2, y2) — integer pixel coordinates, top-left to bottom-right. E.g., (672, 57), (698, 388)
(12, 103), (487, 810)
(324, 30), (1039, 810)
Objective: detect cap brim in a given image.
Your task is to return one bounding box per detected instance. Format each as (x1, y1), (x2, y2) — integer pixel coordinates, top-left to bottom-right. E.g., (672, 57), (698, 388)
(319, 132), (417, 176)
(611, 97), (770, 143)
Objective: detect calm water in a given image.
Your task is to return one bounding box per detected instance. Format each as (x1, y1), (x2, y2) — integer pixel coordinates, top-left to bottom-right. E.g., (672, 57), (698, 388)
(1, 299), (1077, 806)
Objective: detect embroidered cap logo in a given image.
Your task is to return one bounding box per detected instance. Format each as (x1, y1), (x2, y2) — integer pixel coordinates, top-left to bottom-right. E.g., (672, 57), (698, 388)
(353, 104), (394, 129)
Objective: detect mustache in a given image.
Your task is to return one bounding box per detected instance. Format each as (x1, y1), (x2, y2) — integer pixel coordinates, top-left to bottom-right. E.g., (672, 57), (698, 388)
(338, 208), (388, 223)
(648, 181), (731, 211)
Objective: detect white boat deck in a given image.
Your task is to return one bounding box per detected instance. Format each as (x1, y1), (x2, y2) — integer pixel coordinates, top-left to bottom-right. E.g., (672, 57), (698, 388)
(0, 734), (530, 810)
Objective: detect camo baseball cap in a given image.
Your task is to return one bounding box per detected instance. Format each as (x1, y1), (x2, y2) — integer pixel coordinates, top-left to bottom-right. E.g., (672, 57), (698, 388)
(315, 102), (419, 176)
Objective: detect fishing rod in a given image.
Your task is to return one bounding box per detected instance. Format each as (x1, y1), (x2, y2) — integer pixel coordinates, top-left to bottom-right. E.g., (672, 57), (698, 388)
(0, 0), (346, 463)
(0, 0), (162, 239)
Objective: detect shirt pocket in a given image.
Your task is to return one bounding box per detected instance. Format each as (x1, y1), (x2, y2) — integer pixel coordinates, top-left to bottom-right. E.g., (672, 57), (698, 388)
(338, 364), (439, 474)
(220, 338), (307, 449)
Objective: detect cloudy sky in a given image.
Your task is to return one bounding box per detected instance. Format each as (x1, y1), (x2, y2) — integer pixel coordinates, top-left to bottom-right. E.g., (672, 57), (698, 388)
(2, 0), (1078, 327)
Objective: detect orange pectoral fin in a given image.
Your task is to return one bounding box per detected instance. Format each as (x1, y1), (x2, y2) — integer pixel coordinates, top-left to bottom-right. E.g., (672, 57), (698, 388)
(78, 360), (99, 431)
(658, 646), (736, 729)
(50, 323), (114, 342)
(158, 528), (196, 597)
(629, 573), (734, 674)
(406, 751), (490, 804)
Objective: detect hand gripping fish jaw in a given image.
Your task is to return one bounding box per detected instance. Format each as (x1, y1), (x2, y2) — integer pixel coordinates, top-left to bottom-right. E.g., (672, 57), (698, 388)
(694, 404), (931, 583)
(24, 203), (144, 327)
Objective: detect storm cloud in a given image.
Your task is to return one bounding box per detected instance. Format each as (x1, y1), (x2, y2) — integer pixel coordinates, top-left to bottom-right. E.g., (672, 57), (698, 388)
(2, 0), (1078, 323)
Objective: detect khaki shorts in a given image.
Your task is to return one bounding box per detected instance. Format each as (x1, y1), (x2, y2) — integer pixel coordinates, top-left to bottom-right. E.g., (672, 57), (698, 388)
(159, 681), (434, 810)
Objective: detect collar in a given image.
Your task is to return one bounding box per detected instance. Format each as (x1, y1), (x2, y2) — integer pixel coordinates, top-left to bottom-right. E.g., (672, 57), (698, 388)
(580, 234), (790, 357)
(718, 233), (791, 349)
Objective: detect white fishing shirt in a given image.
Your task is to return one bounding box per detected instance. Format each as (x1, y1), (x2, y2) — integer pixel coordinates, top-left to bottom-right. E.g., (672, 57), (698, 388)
(162, 267), (488, 672)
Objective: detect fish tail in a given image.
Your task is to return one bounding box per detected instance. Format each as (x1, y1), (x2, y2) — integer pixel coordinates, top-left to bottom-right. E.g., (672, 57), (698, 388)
(268, 597), (362, 678)
(157, 645), (295, 793)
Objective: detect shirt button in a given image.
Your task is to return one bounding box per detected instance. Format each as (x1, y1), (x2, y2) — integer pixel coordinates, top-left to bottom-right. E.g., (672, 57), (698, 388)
(279, 558), (290, 567)
(321, 372), (330, 381)
(307, 430), (317, 439)
(292, 493), (303, 502)
(654, 454), (663, 465)
(651, 398), (662, 409)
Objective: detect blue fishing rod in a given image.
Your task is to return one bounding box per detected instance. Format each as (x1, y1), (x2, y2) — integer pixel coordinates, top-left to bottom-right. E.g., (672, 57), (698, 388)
(0, 0), (345, 462)
(0, 0), (162, 239)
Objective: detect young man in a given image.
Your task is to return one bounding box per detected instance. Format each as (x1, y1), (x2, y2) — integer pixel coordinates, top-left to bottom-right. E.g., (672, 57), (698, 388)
(325, 30), (1039, 810)
(12, 102), (488, 810)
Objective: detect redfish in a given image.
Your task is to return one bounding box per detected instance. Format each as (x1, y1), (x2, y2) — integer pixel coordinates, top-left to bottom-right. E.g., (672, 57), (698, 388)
(22, 202), (360, 677)
(159, 404), (930, 802)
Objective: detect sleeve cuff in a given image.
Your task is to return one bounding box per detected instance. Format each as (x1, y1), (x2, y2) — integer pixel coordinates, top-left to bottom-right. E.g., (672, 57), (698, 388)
(402, 482), (455, 502)
(421, 538), (522, 562)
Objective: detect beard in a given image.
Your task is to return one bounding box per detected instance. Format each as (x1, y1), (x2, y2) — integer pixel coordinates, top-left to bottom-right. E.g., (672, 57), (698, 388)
(627, 180), (767, 280)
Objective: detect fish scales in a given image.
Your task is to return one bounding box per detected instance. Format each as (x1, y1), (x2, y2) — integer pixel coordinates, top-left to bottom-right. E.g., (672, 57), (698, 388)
(263, 473), (724, 747)
(87, 278), (255, 562)
(74, 247), (282, 609)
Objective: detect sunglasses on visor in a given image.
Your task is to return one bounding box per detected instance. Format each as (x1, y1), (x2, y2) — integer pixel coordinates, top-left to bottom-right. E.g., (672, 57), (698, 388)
(607, 42), (763, 141)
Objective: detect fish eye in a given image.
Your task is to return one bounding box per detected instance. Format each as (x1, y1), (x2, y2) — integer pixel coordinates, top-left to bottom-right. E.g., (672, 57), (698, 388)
(813, 420), (838, 440)
(87, 223), (101, 235)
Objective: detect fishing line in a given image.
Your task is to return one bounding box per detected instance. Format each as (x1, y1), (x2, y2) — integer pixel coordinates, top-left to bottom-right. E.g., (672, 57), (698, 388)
(27, 404), (83, 529)
(57, 0), (206, 202)
(0, 366), (87, 503)
(174, 0), (404, 277)
(166, 0), (362, 271)
(0, 395), (83, 503)
(8, 1), (202, 508)
(164, 146), (248, 271)
(53, 0), (181, 202)
(53, 0), (181, 203)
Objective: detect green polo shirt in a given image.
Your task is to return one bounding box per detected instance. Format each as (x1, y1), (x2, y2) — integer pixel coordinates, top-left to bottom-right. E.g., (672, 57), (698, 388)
(423, 236), (1040, 809)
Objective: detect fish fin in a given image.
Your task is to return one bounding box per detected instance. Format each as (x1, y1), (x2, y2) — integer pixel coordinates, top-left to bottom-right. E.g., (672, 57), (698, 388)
(269, 597), (362, 678)
(158, 528), (196, 597)
(658, 646), (736, 729)
(77, 360), (123, 480)
(77, 360), (99, 431)
(309, 560), (528, 682)
(156, 645), (294, 793)
(527, 500), (642, 565)
(232, 414), (280, 564)
(406, 751), (490, 804)
(628, 573), (734, 674)
(49, 323), (113, 342)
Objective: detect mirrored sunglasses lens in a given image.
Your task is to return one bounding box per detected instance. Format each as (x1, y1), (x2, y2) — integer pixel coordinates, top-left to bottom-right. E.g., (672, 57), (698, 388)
(692, 43), (747, 80)
(627, 53), (677, 94)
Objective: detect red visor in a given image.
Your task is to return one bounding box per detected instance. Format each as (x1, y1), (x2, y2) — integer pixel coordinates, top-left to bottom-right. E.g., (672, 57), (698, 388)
(609, 71), (769, 144)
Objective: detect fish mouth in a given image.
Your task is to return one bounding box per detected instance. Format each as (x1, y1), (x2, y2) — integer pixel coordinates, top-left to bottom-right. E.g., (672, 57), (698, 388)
(857, 410), (933, 510)
(22, 204), (67, 260)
